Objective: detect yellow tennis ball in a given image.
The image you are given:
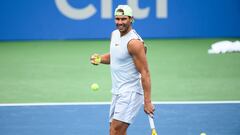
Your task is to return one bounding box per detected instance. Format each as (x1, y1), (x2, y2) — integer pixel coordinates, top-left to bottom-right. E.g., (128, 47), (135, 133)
(91, 83), (99, 91)
(95, 56), (101, 64)
(200, 132), (207, 135)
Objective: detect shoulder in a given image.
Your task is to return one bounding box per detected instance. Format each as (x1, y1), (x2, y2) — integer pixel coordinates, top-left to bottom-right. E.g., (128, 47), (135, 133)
(128, 30), (144, 49)
(129, 39), (143, 45)
(128, 39), (145, 55)
(111, 30), (120, 40)
(129, 29), (143, 42)
(112, 30), (120, 36)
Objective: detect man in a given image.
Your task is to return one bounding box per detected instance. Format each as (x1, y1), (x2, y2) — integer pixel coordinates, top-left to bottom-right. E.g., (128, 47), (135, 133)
(90, 5), (155, 135)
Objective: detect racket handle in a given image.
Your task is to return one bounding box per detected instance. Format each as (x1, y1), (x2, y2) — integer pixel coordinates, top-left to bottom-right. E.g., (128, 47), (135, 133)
(152, 129), (158, 135)
(148, 115), (155, 129)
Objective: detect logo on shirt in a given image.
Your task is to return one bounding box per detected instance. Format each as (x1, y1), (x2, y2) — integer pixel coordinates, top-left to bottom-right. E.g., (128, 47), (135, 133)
(115, 44), (119, 46)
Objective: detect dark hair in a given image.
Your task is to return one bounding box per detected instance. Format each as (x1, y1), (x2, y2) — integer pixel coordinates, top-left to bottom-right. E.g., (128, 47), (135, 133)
(116, 8), (132, 20)
(116, 9), (124, 14)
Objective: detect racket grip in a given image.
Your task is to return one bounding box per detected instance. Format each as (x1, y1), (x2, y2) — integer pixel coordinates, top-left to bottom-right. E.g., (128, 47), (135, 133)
(148, 115), (155, 129)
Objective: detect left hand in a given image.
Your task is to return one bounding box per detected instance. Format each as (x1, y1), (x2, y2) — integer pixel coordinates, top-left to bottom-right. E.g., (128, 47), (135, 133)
(144, 101), (155, 117)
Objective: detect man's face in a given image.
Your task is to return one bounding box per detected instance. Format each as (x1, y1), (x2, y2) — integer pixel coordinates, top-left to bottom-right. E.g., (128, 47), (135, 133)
(115, 15), (132, 33)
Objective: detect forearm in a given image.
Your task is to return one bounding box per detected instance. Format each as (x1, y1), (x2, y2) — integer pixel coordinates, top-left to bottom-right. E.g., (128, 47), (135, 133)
(141, 72), (152, 103)
(100, 53), (110, 64)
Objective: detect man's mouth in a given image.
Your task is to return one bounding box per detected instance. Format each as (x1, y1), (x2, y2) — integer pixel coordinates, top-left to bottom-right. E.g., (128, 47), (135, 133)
(117, 24), (125, 29)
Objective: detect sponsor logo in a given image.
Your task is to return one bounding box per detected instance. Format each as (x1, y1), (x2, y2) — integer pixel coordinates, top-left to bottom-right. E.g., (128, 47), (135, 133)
(55, 0), (168, 20)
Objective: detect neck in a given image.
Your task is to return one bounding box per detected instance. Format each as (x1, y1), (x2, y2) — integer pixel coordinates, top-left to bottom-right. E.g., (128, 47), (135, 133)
(120, 26), (132, 37)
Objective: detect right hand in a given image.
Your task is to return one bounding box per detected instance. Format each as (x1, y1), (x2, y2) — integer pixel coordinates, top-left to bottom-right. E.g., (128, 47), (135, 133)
(90, 53), (101, 65)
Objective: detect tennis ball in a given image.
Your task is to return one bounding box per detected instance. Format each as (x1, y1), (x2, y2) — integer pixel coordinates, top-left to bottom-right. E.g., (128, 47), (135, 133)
(95, 56), (101, 64)
(91, 83), (99, 91)
(200, 132), (206, 135)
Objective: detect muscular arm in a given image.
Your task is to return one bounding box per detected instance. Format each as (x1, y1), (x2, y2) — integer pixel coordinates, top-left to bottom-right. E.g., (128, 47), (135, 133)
(128, 39), (154, 115)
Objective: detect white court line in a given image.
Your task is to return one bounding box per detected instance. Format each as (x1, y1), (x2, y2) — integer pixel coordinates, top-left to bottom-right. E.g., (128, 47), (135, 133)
(0, 101), (240, 107)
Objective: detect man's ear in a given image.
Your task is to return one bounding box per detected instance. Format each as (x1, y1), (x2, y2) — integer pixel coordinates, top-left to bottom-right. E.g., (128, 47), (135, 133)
(130, 18), (133, 22)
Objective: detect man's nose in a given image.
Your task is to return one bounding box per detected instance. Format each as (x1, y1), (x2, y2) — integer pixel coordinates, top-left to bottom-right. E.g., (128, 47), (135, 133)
(117, 20), (123, 24)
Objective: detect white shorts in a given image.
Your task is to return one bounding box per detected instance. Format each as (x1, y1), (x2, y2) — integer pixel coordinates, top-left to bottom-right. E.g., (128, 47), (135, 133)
(109, 91), (143, 124)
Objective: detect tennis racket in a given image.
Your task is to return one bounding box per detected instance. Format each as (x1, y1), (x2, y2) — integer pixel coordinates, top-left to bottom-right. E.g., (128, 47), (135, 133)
(148, 115), (158, 135)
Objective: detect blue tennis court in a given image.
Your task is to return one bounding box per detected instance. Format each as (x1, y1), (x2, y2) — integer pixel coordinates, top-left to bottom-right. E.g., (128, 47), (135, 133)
(1, 102), (240, 135)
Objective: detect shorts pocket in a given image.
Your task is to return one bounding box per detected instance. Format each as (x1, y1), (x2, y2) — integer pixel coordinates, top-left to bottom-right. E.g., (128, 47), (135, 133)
(115, 92), (133, 113)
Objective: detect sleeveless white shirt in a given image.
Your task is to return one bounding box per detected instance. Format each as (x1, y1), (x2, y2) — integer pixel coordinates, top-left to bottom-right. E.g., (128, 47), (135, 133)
(110, 29), (144, 94)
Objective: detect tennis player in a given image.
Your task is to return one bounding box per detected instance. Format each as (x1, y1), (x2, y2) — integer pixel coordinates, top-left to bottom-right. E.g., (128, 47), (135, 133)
(90, 5), (155, 135)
